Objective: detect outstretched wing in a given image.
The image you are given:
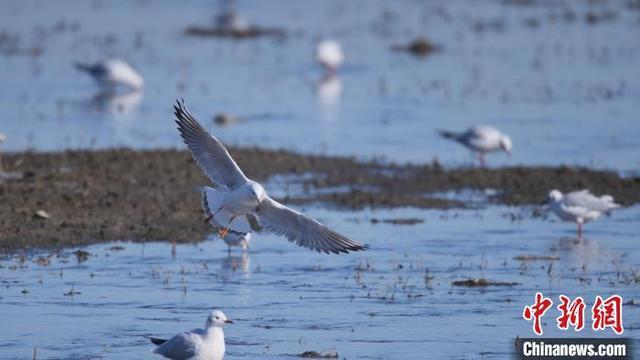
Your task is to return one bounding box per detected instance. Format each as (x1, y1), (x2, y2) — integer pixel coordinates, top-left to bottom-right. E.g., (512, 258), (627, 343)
(174, 100), (248, 189)
(256, 197), (368, 254)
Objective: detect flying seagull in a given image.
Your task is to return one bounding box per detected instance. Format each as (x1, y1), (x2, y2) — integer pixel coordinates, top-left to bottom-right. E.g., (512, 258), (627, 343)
(316, 39), (344, 75)
(545, 189), (620, 239)
(150, 310), (232, 360)
(174, 100), (367, 254)
(75, 59), (144, 90)
(438, 125), (512, 166)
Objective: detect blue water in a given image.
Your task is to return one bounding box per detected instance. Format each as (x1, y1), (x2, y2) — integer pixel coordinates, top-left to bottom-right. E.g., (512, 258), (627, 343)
(0, 0), (639, 359)
(0, 0), (639, 169)
(1, 205), (639, 359)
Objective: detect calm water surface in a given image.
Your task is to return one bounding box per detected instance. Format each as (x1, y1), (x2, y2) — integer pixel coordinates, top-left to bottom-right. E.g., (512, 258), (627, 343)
(1, 205), (639, 359)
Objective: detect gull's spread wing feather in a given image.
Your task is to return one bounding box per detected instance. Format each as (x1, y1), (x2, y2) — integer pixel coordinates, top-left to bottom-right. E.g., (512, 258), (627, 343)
(174, 100), (248, 189)
(256, 197), (367, 254)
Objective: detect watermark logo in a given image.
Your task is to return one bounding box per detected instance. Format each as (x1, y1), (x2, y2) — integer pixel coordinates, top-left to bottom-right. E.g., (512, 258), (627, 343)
(523, 292), (553, 335)
(592, 295), (623, 335)
(557, 295), (585, 332)
(522, 293), (623, 335)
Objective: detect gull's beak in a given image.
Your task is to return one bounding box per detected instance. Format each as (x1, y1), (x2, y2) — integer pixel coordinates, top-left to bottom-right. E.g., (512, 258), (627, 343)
(225, 319), (234, 324)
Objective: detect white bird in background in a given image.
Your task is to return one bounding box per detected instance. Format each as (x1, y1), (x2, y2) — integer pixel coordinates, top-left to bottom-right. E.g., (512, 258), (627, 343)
(216, 11), (250, 33)
(75, 59), (144, 90)
(150, 310), (232, 360)
(202, 187), (252, 252)
(438, 125), (512, 166)
(546, 189), (620, 239)
(315, 39), (344, 75)
(174, 100), (367, 254)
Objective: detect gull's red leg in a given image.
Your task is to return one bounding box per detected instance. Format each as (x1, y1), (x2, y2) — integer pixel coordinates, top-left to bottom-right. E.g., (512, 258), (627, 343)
(219, 216), (236, 239)
(205, 205), (225, 223)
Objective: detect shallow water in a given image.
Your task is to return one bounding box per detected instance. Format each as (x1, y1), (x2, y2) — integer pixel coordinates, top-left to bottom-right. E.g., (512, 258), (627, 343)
(1, 205), (638, 359)
(0, 0), (639, 170)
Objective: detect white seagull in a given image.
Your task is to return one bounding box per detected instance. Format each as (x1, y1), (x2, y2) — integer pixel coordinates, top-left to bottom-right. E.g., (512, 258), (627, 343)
(174, 100), (367, 254)
(438, 125), (512, 166)
(75, 59), (144, 90)
(546, 189), (620, 239)
(150, 310), (232, 360)
(216, 11), (250, 34)
(315, 40), (344, 74)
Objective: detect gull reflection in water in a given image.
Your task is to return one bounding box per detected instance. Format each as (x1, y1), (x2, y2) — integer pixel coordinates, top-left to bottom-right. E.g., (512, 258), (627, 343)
(552, 236), (621, 275)
(221, 251), (251, 275)
(88, 89), (143, 116)
(316, 74), (342, 122)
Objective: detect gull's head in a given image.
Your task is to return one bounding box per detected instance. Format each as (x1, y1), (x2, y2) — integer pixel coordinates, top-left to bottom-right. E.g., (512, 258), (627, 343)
(499, 135), (512, 156)
(547, 189), (564, 203)
(248, 182), (266, 204)
(206, 310), (233, 328)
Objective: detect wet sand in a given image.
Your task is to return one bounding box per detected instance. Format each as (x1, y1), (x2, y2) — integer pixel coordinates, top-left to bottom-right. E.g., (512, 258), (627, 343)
(1, 148), (638, 252)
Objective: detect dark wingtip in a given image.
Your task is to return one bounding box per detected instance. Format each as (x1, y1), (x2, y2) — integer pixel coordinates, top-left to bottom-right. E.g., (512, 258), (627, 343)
(150, 337), (167, 345)
(437, 129), (456, 139)
(74, 62), (91, 72)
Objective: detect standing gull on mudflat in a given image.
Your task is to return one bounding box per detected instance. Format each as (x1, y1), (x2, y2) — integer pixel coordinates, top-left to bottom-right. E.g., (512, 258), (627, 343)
(545, 189), (620, 239)
(150, 310), (232, 360)
(438, 125), (512, 166)
(174, 100), (367, 254)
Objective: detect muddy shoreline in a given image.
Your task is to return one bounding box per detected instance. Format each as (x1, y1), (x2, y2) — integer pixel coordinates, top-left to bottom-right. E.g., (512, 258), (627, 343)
(1, 148), (638, 252)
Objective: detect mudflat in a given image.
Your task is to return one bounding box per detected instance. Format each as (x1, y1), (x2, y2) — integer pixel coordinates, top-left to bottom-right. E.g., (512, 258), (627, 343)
(1, 148), (637, 252)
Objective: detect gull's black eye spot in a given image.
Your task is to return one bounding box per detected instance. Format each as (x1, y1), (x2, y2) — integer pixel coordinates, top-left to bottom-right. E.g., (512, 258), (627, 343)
(215, 316), (219, 320)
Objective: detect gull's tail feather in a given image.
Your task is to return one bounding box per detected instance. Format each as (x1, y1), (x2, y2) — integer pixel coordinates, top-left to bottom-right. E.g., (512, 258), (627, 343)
(437, 129), (461, 140)
(149, 337), (167, 346)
